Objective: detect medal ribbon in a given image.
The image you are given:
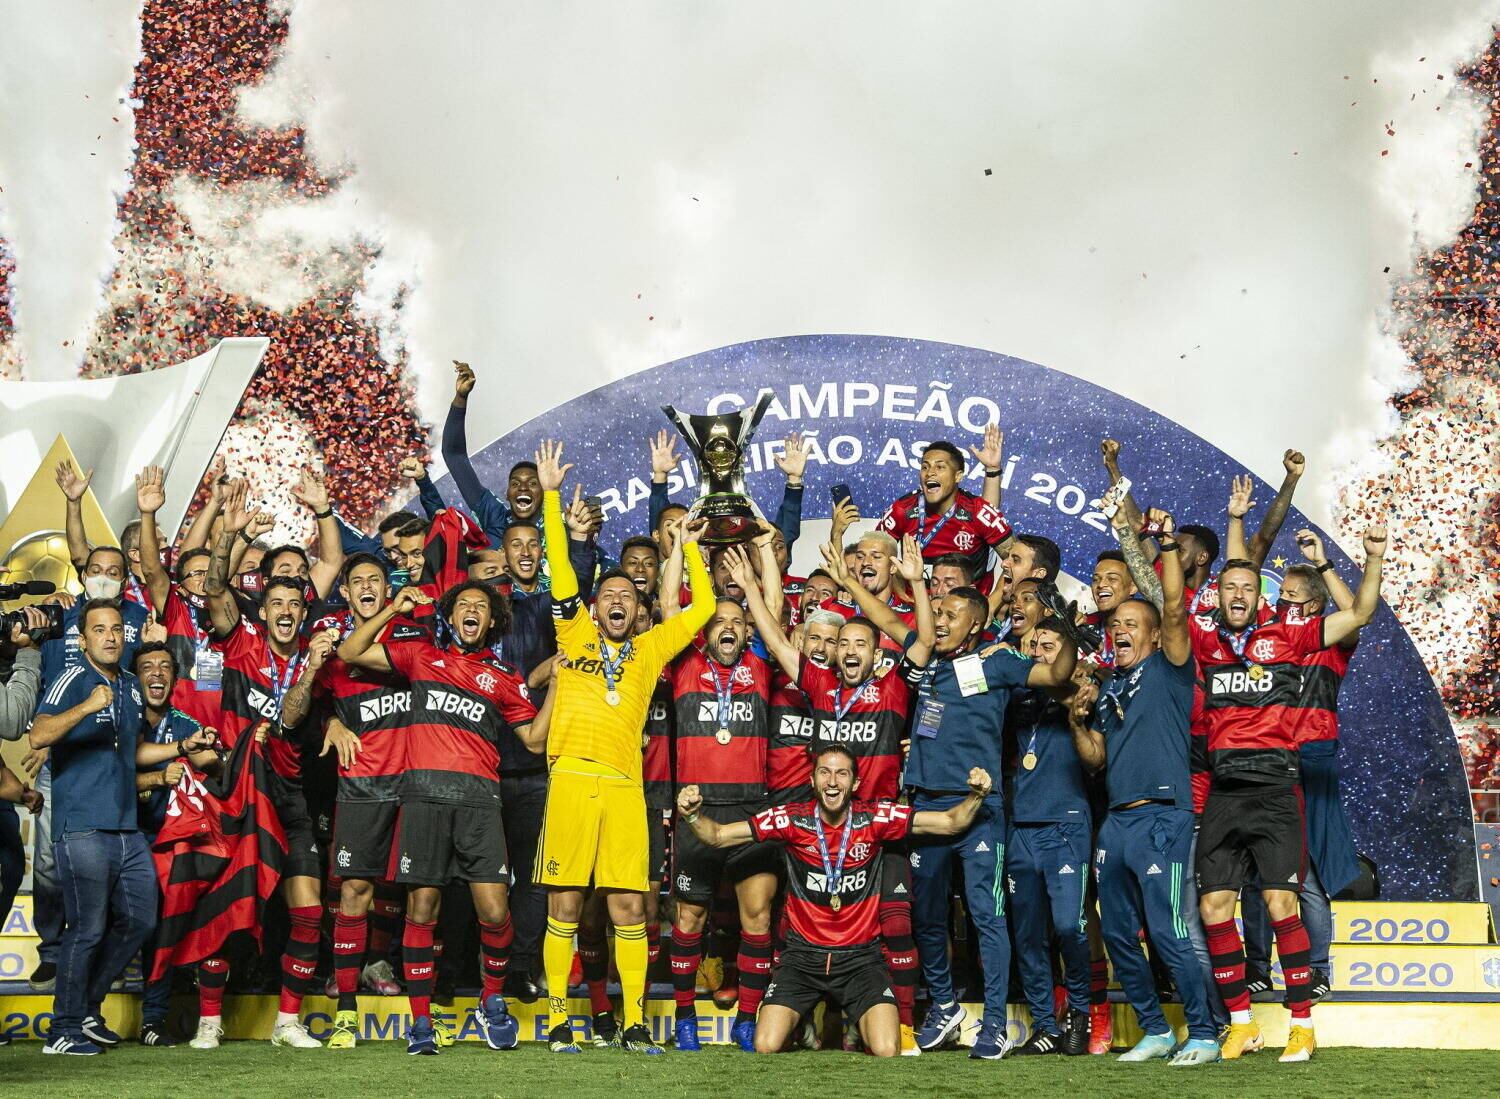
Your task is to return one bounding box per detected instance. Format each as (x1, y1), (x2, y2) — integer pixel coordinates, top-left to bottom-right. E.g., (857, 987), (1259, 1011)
(267, 641), (304, 716)
(707, 657), (739, 730)
(812, 808), (854, 908)
(914, 504), (957, 550)
(600, 638), (633, 697)
(831, 676), (872, 739)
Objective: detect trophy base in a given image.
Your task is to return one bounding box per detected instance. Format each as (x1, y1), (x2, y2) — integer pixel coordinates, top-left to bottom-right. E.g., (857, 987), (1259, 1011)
(688, 493), (762, 546)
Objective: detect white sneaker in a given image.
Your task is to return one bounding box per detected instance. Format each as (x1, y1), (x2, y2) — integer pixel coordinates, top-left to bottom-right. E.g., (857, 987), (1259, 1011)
(190, 1018), (224, 1050)
(271, 1018), (322, 1049)
(361, 959), (401, 996)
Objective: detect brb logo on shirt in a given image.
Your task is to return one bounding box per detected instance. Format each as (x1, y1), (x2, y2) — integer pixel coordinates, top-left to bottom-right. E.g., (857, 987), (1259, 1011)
(1210, 670), (1273, 696)
(806, 868), (868, 895)
(815, 718), (878, 744)
(698, 700), (757, 724)
(778, 714), (814, 741)
(359, 690), (412, 724)
(245, 686), (280, 721)
(424, 689), (488, 722)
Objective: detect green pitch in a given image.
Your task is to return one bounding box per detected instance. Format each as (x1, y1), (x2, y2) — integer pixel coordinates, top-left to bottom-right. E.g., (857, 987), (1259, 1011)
(9, 1044), (1500, 1099)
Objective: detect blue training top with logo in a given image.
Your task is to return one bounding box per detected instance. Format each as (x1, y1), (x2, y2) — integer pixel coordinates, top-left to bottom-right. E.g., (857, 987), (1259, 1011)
(1006, 687), (1091, 825)
(901, 643), (1033, 793)
(34, 662), (146, 834)
(1094, 649), (1194, 811)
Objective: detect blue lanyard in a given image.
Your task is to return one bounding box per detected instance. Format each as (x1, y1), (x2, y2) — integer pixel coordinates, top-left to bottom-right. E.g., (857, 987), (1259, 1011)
(1216, 617), (1259, 660)
(915, 504), (957, 550)
(268, 643), (303, 712)
(708, 658), (739, 728)
(600, 638), (633, 695)
(832, 677), (872, 725)
(812, 809), (854, 902)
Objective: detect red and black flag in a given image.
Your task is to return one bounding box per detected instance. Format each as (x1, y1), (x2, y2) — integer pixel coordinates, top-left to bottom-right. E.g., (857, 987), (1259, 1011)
(150, 727), (287, 980)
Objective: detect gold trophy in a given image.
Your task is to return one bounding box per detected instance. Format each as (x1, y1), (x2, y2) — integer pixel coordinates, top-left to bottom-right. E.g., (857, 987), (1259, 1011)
(661, 393), (773, 545)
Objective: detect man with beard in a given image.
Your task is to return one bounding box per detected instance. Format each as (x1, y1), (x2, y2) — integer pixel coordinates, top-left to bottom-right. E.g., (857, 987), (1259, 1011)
(132, 642), (223, 1047)
(766, 610), (843, 806)
(252, 468), (347, 605)
(532, 441), (715, 1056)
(1189, 524), (1386, 1064)
(201, 506), (334, 1051)
(878, 440), (1013, 594)
(740, 539), (933, 1054)
(340, 580), (547, 1056)
(677, 746), (995, 1058)
(666, 600), (779, 1053)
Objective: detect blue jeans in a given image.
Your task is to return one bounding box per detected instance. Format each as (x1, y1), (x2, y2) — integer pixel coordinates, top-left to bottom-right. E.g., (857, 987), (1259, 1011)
(1096, 804), (1214, 1041)
(32, 765), (64, 964)
(53, 829), (156, 1036)
(1007, 821), (1092, 1034)
(910, 792), (1009, 1019)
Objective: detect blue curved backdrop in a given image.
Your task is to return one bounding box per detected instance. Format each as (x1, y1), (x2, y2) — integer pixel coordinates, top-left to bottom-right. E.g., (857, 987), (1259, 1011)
(437, 334), (1475, 902)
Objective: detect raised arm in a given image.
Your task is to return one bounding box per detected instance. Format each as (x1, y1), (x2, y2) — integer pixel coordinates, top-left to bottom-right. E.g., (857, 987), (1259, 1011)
(773, 432), (807, 548)
(135, 465), (173, 611)
(1066, 677), (1105, 772)
(443, 362), (511, 536)
(536, 440), (579, 601)
(1246, 450), (1304, 564)
(135, 726), (220, 771)
(648, 430), (680, 534)
(203, 481), (249, 637)
(291, 468), (344, 599)
(1294, 529), (1356, 613)
(658, 516), (685, 618)
(731, 548), (800, 678)
(56, 460), (94, 569)
(677, 784), (756, 848)
(178, 459), (226, 555)
(400, 455), (445, 521)
(913, 768), (994, 834)
(1110, 503), (1164, 612)
(817, 539), (919, 652)
(971, 422), (1004, 510)
(1100, 439), (1148, 549)
(1152, 509), (1192, 667)
(279, 629), (337, 729)
(751, 524), (784, 626)
(1225, 473), (1255, 563)
(1320, 525), (1385, 648)
(339, 587), (430, 672)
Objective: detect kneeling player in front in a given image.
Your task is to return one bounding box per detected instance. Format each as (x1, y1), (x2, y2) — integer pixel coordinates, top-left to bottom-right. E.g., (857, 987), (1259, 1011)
(339, 581), (548, 1055)
(676, 747), (993, 1057)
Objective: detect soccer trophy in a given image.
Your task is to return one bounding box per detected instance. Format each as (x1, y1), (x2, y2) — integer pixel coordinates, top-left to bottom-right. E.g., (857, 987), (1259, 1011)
(662, 391), (773, 545)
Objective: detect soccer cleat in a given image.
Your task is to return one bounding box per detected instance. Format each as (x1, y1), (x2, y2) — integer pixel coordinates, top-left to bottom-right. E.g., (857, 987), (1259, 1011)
(1245, 967), (1273, 996)
(969, 1018), (1011, 1060)
(1117, 1031), (1175, 1062)
(674, 1017), (702, 1051)
(431, 1017), (456, 1048)
(548, 1022), (583, 1054)
(569, 951), (584, 989)
(899, 1024), (921, 1056)
(620, 1022), (665, 1055)
(82, 1015), (123, 1046)
(592, 1012), (621, 1049)
(1088, 1002), (1113, 1054)
(1279, 1025), (1315, 1063)
(140, 1022), (177, 1047)
(1168, 1038), (1222, 1066)
(797, 1016), (822, 1052)
(696, 955), (724, 993)
(1011, 1029), (1063, 1056)
(362, 959), (402, 996)
(730, 1020), (756, 1052)
(43, 1034), (102, 1056)
(475, 993), (520, 1051)
(1220, 1021), (1265, 1059)
(915, 1001), (965, 1051)
(1308, 970), (1332, 1004)
(271, 1018), (323, 1048)
(327, 1010), (358, 1050)
(842, 1018), (863, 1052)
(406, 1017), (439, 1055)
(190, 1018), (224, 1050)
(713, 979), (740, 1012)
(1062, 1007), (1090, 1056)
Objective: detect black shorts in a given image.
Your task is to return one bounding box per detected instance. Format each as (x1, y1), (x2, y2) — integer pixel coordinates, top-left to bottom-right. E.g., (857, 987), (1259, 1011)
(648, 805), (670, 885)
(880, 846), (911, 904)
(671, 802), (779, 904)
(763, 942), (895, 1025)
(330, 800), (399, 881)
(395, 799), (511, 887)
(1195, 784), (1306, 894)
(269, 772), (323, 880)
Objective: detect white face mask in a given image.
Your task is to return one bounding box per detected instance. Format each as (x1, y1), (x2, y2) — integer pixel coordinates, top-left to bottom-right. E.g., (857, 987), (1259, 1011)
(83, 575), (123, 600)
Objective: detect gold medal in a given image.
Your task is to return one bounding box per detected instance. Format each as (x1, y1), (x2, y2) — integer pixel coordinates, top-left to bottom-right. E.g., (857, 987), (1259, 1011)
(1247, 665), (1265, 681)
(1022, 751), (1038, 771)
(716, 727), (732, 745)
(829, 895), (842, 912)
(605, 689), (621, 706)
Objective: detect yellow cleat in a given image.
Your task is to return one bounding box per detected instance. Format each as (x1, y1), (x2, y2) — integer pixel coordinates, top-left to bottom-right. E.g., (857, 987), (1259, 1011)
(1220, 1021), (1264, 1060)
(327, 1010), (358, 1050)
(900, 1024), (921, 1057)
(1279, 1026), (1315, 1063)
(432, 1018), (456, 1048)
(696, 956), (724, 994)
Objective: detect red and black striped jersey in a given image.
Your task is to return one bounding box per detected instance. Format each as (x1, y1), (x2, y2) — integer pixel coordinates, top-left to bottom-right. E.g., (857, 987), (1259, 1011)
(160, 588), (222, 730)
(1189, 682), (1210, 813)
(1189, 613), (1326, 785)
(671, 649), (772, 805)
(750, 800), (911, 948)
(767, 671), (814, 804)
(1289, 621), (1355, 746)
(878, 488), (1010, 594)
(385, 640), (537, 805)
(643, 671), (675, 811)
(797, 655), (914, 802)
(211, 618), (308, 781)
(312, 613), (429, 802)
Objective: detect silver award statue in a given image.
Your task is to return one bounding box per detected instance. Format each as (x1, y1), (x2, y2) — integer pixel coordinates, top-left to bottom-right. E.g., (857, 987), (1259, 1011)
(661, 392), (773, 545)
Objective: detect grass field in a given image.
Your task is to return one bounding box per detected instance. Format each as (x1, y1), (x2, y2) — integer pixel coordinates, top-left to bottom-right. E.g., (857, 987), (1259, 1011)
(5, 1043), (1500, 1098)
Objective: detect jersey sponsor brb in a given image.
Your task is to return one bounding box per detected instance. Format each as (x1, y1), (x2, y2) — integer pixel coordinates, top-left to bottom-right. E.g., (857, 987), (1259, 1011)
(878, 488), (1011, 594)
(767, 673), (814, 805)
(671, 648), (772, 805)
(797, 656), (914, 802)
(752, 800), (911, 948)
(643, 672), (675, 811)
(314, 613), (428, 802)
(1188, 613), (1326, 786)
(212, 618), (308, 781)
(385, 640), (536, 805)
